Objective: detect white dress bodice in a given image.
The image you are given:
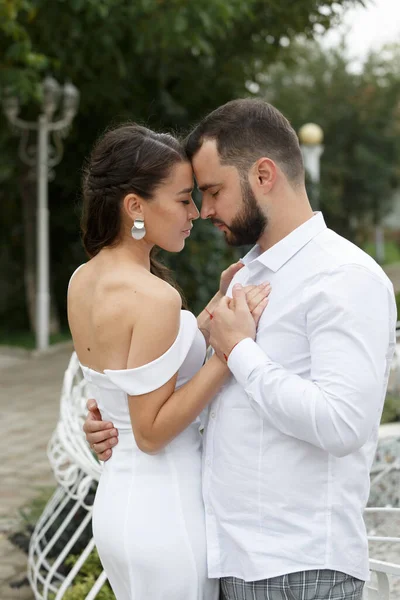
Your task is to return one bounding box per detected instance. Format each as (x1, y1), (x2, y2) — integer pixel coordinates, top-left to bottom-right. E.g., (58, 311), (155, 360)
(79, 310), (207, 446)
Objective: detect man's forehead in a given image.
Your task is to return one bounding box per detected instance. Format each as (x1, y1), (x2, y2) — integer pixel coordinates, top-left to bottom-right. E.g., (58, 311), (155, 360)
(192, 139), (219, 166)
(191, 139), (223, 187)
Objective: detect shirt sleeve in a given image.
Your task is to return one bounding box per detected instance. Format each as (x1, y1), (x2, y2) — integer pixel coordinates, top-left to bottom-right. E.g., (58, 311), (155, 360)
(227, 265), (396, 457)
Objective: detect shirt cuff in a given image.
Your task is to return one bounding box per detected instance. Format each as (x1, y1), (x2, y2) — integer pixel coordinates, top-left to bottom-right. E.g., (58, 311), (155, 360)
(227, 337), (269, 388)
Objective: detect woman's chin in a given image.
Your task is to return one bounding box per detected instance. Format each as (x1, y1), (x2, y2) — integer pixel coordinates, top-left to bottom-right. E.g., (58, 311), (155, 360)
(159, 240), (187, 253)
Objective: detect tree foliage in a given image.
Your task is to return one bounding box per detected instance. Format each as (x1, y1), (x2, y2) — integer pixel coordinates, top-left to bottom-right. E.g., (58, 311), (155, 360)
(259, 39), (400, 241)
(0, 0), (48, 98)
(0, 0), (364, 330)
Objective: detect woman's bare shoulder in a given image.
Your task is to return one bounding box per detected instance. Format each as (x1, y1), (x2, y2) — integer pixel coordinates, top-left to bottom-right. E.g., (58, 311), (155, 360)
(123, 269), (182, 311)
(69, 261), (181, 319)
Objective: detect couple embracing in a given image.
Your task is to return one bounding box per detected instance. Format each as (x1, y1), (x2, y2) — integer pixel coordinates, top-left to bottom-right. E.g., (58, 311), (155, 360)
(68, 99), (396, 600)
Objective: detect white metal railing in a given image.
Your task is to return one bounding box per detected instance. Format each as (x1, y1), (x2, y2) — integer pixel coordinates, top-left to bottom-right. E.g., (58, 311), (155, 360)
(387, 322), (400, 396)
(365, 449), (400, 599)
(28, 352), (105, 599)
(27, 352), (400, 599)
(362, 323), (400, 599)
(364, 560), (400, 600)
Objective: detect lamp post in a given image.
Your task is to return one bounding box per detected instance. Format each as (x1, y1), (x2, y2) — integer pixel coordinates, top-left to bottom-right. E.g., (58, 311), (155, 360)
(2, 76), (79, 352)
(298, 123), (324, 211)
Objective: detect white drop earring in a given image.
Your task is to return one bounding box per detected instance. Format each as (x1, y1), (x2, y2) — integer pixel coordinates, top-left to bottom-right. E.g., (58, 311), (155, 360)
(131, 219), (146, 240)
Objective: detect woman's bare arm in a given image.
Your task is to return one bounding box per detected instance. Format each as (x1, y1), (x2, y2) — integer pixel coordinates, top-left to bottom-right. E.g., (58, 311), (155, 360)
(125, 285), (229, 453)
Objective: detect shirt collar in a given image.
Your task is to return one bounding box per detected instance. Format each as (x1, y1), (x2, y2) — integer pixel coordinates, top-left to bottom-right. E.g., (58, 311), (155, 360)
(242, 212), (327, 273)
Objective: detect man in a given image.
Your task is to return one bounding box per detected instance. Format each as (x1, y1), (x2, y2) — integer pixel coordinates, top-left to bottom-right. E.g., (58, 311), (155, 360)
(84, 99), (396, 600)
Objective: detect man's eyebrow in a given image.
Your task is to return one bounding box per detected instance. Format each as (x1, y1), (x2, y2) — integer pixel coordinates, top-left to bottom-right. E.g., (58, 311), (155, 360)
(177, 188), (193, 195)
(197, 183), (222, 192)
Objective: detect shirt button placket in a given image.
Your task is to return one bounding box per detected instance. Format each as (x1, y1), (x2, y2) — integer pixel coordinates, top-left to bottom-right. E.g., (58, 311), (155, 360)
(204, 400), (220, 572)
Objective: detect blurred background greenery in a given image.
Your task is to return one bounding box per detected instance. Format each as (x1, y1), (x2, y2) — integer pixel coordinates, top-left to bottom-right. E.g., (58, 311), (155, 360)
(1, 0), (400, 346)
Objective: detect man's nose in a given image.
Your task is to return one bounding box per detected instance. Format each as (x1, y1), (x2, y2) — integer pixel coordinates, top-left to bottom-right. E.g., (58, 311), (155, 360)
(200, 198), (215, 220)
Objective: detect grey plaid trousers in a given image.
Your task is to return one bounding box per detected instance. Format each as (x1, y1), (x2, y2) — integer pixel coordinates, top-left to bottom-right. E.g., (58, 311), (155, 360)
(220, 569), (364, 600)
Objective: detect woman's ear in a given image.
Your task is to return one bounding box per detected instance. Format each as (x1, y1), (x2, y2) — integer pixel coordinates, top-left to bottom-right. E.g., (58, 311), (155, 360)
(122, 193), (143, 221)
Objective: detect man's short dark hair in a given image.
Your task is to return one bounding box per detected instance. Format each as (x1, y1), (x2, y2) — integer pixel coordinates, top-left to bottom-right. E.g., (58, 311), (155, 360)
(185, 98), (304, 185)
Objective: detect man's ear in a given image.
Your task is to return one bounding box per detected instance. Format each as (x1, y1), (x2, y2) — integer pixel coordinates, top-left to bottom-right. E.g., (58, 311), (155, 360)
(251, 157), (277, 194)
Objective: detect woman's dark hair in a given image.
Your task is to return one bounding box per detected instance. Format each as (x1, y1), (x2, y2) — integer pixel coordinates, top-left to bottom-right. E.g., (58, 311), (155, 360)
(81, 123), (187, 296)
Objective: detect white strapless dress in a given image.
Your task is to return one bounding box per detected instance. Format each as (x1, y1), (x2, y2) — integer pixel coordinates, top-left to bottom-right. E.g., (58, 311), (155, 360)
(79, 311), (218, 600)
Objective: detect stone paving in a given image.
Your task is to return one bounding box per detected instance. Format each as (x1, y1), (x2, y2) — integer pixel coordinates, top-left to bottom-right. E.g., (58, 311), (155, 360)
(0, 344), (73, 600)
(0, 343), (399, 599)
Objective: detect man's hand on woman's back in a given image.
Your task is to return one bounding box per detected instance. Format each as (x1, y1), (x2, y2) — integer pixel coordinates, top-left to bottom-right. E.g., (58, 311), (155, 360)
(83, 399), (118, 461)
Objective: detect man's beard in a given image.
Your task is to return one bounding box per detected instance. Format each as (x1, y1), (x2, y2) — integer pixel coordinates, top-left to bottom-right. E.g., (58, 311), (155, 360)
(211, 178), (267, 247)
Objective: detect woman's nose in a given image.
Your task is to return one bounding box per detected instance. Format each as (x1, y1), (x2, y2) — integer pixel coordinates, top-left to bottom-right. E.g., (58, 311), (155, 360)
(189, 199), (200, 220)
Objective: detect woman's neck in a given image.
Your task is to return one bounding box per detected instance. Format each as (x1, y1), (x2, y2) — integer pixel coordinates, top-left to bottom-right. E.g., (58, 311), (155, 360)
(100, 239), (153, 271)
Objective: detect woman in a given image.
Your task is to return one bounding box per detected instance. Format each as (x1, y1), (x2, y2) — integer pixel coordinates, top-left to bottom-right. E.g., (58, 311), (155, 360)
(67, 124), (270, 600)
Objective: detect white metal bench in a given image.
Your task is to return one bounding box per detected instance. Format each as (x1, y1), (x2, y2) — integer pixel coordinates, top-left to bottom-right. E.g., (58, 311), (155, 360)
(28, 352), (106, 599)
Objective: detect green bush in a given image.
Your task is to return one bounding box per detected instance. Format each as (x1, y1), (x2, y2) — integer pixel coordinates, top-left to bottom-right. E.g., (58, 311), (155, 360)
(11, 485), (114, 599)
(0, 329), (72, 349)
(18, 487), (55, 528)
(62, 550), (114, 600)
(9, 483), (98, 574)
(363, 240), (400, 265)
(395, 292), (400, 318)
(381, 393), (400, 424)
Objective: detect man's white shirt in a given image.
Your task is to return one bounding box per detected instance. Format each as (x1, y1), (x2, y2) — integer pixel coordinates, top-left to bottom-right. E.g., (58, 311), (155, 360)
(202, 212), (396, 582)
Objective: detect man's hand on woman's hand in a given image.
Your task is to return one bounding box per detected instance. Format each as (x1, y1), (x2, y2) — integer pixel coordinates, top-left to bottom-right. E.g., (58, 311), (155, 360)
(210, 282), (270, 362)
(235, 283), (271, 319)
(83, 399), (118, 461)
